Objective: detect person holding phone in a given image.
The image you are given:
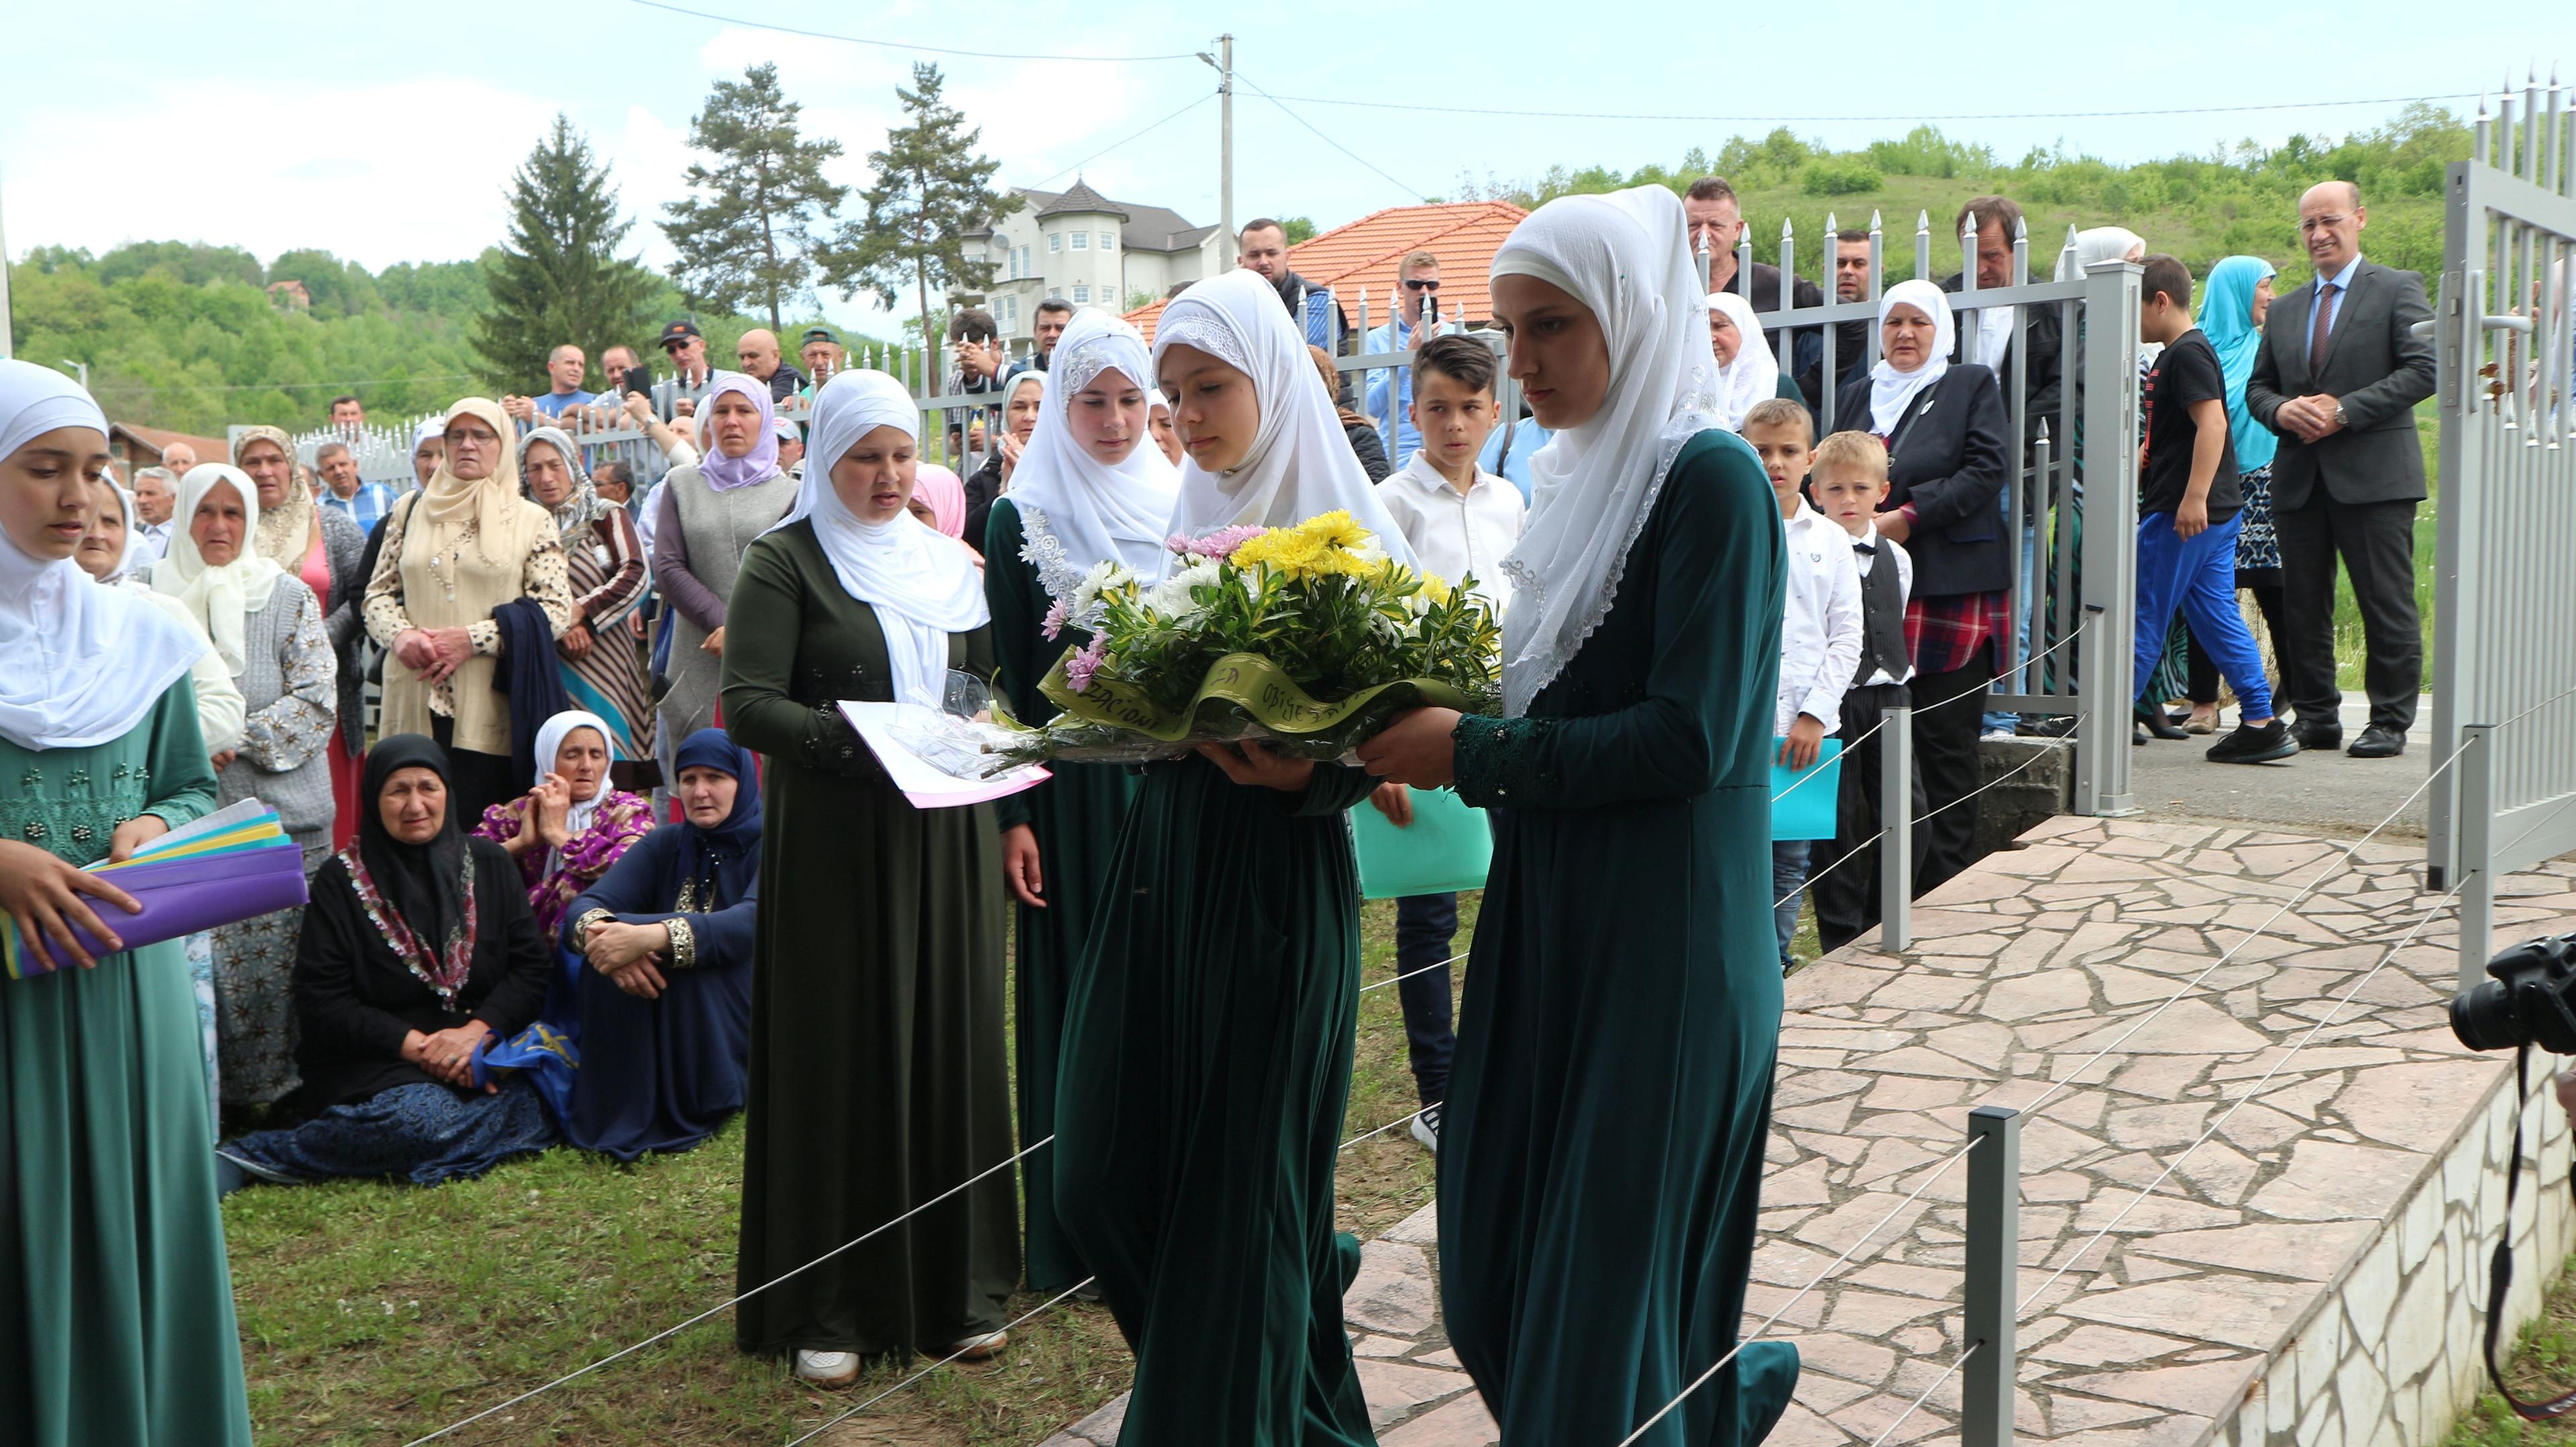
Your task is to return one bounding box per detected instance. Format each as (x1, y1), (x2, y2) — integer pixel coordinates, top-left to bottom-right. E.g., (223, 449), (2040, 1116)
(1364, 250), (1447, 461)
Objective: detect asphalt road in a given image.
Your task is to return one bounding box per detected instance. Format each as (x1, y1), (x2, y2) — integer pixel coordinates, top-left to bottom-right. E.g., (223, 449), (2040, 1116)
(2128, 697), (2435, 840)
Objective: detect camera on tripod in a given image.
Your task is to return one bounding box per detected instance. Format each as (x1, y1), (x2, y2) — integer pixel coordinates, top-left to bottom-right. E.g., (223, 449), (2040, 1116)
(2451, 931), (2576, 1055)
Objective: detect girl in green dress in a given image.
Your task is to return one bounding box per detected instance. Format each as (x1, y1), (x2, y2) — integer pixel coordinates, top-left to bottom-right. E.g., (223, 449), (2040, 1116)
(982, 309), (1179, 1295)
(1053, 269), (1419, 1445)
(0, 359), (253, 1446)
(721, 370), (1018, 1388)
(1357, 188), (1801, 1444)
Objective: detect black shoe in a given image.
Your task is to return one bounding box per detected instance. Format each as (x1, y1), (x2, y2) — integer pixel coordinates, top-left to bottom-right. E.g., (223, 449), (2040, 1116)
(2136, 702), (2188, 740)
(2294, 722), (2344, 752)
(2017, 715), (2079, 739)
(2133, 720), (2148, 745)
(2206, 718), (2298, 765)
(2348, 725), (2406, 759)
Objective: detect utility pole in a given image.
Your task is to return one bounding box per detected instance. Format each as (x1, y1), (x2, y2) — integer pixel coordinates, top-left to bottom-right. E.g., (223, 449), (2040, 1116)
(1199, 37), (1235, 267)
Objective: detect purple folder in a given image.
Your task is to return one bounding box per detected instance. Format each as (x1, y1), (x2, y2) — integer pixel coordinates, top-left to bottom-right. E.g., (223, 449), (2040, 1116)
(5, 840), (310, 979)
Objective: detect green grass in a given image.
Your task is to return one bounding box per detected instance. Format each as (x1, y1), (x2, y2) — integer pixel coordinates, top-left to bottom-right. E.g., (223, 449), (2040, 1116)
(2443, 1252), (2576, 1446)
(225, 895), (1452, 1446)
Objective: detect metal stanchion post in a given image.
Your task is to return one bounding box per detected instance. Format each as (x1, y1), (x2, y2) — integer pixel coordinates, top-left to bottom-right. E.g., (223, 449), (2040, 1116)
(1962, 1105), (2023, 1447)
(2459, 723), (2496, 991)
(1882, 704), (1913, 952)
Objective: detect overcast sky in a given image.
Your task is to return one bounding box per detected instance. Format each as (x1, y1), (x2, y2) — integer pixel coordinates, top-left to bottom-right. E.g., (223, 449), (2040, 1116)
(4, 0), (2561, 337)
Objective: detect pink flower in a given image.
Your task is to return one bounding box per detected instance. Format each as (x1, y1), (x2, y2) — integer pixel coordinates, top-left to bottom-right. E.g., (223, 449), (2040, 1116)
(1173, 525), (1266, 561)
(1041, 596), (1071, 641)
(1065, 637), (1108, 693)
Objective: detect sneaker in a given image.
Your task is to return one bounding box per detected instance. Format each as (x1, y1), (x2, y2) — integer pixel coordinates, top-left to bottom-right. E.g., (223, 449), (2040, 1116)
(2206, 718), (2298, 765)
(1980, 726), (2019, 742)
(794, 1349), (860, 1389)
(1409, 1102), (1442, 1154)
(947, 1330), (1008, 1360)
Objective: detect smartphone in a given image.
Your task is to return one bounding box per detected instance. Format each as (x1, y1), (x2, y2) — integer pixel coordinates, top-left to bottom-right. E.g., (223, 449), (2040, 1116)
(618, 366), (651, 397)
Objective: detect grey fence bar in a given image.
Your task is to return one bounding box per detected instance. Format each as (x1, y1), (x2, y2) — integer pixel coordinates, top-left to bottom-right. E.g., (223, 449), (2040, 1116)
(1962, 1104), (2023, 1447)
(1882, 706), (1915, 952)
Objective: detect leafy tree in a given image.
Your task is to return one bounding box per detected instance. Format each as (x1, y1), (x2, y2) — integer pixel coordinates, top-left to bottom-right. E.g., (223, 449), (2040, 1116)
(266, 249), (383, 318)
(661, 64), (848, 329)
(1281, 216), (1318, 244)
(820, 62), (1020, 386)
(475, 115), (662, 390)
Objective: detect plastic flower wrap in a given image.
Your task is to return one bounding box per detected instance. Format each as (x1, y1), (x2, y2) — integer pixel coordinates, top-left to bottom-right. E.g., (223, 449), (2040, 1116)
(980, 511), (1503, 770)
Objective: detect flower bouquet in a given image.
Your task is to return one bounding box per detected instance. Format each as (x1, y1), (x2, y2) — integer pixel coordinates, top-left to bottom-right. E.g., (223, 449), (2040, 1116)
(987, 511), (1503, 769)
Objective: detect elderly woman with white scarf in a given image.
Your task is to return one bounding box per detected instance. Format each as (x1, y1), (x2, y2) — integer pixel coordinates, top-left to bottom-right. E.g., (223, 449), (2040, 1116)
(154, 463), (340, 1110)
(718, 370), (1016, 1387)
(0, 360), (253, 1447)
(1357, 186), (1799, 1445)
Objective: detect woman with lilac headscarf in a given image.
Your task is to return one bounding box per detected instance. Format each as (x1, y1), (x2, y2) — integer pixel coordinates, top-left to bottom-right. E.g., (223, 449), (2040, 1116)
(649, 373), (798, 761)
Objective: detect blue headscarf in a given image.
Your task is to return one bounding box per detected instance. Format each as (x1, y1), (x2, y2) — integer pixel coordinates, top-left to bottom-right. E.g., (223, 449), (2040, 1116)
(2200, 256), (2279, 474)
(669, 728), (762, 906)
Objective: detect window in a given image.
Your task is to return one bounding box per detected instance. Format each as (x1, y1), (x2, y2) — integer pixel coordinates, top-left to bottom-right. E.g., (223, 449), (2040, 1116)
(1101, 231), (1116, 252)
(1018, 246), (1030, 274)
(1073, 284), (1091, 303)
(1071, 231), (1088, 250)
(1049, 233), (1061, 254)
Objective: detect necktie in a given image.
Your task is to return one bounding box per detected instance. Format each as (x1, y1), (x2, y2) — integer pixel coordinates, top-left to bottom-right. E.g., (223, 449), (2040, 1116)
(2309, 278), (2337, 368)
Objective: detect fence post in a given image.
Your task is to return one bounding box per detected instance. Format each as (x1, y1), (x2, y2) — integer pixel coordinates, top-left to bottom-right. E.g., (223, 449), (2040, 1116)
(1962, 1104), (2022, 1447)
(2459, 723), (2496, 991)
(1881, 704), (1913, 953)
(2076, 257), (2143, 818)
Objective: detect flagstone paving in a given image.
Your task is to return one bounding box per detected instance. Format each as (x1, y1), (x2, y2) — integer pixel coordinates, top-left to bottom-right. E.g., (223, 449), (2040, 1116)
(1038, 816), (2576, 1445)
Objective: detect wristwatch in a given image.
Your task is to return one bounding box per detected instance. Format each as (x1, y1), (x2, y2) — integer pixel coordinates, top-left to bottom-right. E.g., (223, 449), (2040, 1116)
(2331, 403), (2348, 429)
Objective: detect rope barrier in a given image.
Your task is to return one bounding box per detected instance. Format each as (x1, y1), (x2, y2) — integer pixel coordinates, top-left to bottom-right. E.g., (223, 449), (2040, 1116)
(1858, 1339), (1982, 1447)
(1358, 949), (1468, 996)
(778, 1279), (1101, 1447)
(1610, 1135), (1986, 1446)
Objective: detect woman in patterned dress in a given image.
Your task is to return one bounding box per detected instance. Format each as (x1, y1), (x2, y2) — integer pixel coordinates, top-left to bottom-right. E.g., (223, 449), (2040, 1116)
(519, 427), (659, 793)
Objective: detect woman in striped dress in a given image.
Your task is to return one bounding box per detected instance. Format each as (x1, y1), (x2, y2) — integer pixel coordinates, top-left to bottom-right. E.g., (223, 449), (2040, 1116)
(521, 427), (658, 794)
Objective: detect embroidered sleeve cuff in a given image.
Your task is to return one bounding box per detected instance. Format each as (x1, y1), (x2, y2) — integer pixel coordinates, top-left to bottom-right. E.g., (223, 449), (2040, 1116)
(1453, 713), (1554, 810)
(571, 908), (614, 954)
(665, 917), (698, 970)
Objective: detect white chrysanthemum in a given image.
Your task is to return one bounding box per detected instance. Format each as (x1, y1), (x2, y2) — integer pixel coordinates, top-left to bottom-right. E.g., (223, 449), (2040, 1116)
(1146, 559), (1221, 619)
(1072, 559), (1138, 615)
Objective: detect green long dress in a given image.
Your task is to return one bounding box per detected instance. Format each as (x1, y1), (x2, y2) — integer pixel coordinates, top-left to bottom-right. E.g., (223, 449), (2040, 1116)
(983, 499), (1132, 1294)
(720, 519), (1018, 1358)
(1440, 431), (1802, 1444)
(1054, 751), (1378, 1446)
(0, 685), (254, 1447)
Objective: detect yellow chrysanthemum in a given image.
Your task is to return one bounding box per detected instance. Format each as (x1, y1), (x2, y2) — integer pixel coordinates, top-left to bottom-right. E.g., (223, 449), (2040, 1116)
(1293, 510), (1374, 553)
(1231, 529), (1326, 576)
(1419, 573), (1455, 606)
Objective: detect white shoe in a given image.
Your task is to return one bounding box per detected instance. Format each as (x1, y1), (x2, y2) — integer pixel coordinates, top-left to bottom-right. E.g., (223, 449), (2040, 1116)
(794, 1349), (859, 1389)
(947, 1330), (1008, 1360)
(1409, 1103), (1442, 1154)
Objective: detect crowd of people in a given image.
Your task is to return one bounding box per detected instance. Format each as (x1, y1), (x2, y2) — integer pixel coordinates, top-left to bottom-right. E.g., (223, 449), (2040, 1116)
(0, 165), (2436, 1447)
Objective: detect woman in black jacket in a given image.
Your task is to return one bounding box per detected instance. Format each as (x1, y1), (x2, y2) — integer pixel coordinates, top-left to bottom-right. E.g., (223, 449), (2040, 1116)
(1830, 280), (2010, 893)
(1309, 343), (1393, 482)
(215, 734), (557, 1190)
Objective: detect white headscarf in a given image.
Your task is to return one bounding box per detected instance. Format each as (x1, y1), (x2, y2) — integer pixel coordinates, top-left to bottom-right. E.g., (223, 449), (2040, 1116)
(1489, 186), (1721, 716)
(769, 370), (989, 707)
(1707, 290), (1780, 430)
(152, 464), (291, 676)
(89, 477), (153, 584)
(1867, 280), (1957, 436)
(532, 708), (618, 843)
(2055, 226), (2147, 281)
(1150, 268), (1417, 570)
(1007, 309), (1183, 603)
(0, 360), (203, 751)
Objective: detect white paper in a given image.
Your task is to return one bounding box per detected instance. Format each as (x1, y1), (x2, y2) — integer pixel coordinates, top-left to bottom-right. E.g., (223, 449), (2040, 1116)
(837, 702), (1051, 810)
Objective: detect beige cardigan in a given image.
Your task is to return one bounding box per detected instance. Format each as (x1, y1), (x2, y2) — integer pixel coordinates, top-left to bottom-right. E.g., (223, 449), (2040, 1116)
(363, 490), (572, 757)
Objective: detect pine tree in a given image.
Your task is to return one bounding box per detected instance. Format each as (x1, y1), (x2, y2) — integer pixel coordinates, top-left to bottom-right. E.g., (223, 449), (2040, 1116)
(661, 64), (848, 331)
(820, 62), (1022, 386)
(473, 115), (661, 391)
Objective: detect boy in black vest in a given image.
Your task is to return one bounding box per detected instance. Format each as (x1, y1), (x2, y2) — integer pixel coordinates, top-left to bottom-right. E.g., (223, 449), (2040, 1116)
(1805, 431), (1932, 955)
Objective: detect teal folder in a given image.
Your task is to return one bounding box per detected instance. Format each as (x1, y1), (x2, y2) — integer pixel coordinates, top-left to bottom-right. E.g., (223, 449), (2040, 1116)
(1770, 739), (1845, 841)
(1351, 786), (1493, 900)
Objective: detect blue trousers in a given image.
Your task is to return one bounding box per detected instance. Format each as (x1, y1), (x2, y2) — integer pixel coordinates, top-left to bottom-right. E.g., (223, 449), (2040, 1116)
(2134, 511), (2273, 720)
(1394, 892), (1458, 1108)
(1771, 839), (1811, 966)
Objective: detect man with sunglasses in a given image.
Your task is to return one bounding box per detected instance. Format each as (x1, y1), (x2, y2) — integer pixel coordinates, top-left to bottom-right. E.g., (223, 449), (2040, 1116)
(1363, 251), (1449, 463)
(650, 319), (716, 423)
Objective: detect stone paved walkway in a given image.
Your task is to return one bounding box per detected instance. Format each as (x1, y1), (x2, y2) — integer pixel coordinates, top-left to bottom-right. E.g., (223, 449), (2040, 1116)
(1036, 816), (2576, 1446)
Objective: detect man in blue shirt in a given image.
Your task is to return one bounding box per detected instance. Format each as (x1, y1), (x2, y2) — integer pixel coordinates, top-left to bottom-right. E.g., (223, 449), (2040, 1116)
(529, 343), (600, 421)
(1364, 250), (1446, 465)
(314, 441), (397, 535)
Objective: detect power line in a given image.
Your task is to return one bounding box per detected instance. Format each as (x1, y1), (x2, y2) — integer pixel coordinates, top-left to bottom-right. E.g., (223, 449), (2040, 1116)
(1231, 72), (1431, 203)
(1028, 92), (1216, 192)
(1250, 90), (2485, 125)
(625, 0), (1199, 63)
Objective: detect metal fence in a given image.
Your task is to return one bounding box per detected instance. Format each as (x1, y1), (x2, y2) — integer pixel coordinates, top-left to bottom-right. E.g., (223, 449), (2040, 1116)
(2432, 77), (2576, 981)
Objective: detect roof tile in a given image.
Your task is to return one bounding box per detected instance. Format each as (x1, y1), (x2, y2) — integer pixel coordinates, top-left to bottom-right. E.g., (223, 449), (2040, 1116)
(1125, 201), (1528, 343)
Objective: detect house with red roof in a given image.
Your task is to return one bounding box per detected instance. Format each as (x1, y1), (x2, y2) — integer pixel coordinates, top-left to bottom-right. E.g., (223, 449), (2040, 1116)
(1124, 201), (1529, 345)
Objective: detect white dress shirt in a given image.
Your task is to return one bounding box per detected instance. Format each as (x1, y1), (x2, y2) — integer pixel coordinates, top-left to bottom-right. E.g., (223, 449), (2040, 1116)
(135, 519), (175, 560)
(1851, 530), (1914, 687)
(1777, 502), (1864, 737)
(1374, 452), (1525, 614)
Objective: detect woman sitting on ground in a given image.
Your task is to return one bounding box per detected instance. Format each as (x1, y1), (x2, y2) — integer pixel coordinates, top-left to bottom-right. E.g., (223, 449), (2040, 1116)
(473, 708), (654, 941)
(554, 728), (759, 1160)
(216, 736), (556, 1190)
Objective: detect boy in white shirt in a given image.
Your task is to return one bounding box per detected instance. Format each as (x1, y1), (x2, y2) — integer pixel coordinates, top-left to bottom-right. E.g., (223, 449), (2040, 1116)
(1369, 333), (1522, 1151)
(1805, 430), (1932, 955)
(1742, 398), (1863, 970)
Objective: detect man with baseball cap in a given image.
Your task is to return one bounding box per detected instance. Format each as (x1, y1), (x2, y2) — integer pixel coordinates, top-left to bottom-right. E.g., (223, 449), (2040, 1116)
(798, 327), (844, 394)
(653, 320), (715, 422)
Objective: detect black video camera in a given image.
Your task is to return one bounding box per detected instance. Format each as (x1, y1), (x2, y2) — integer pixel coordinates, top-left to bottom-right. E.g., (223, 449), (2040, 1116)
(2451, 932), (2576, 1055)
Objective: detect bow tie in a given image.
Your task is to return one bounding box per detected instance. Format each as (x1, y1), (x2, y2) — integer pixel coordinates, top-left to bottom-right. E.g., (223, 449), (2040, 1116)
(1852, 541), (1876, 555)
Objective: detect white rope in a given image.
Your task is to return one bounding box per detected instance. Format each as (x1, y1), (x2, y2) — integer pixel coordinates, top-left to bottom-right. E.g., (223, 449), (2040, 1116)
(1610, 1135), (1985, 1446)
(1858, 1339), (1981, 1447)
(1358, 949), (1468, 996)
(402, 1134), (1055, 1445)
(778, 1279), (1100, 1447)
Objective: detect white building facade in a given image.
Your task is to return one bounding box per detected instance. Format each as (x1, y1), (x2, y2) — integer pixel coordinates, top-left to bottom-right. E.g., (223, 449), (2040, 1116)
(965, 180), (1228, 355)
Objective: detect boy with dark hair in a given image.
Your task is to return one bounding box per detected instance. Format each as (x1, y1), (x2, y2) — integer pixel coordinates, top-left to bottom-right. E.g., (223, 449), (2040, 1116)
(2135, 254), (2296, 765)
(1741, 398), (1861, 969)
(1370, 332), (1521, 1151)
(1803, 431), (1931, 953)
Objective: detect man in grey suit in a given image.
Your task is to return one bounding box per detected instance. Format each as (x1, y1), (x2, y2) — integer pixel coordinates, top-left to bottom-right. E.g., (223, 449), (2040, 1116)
(2245, 180), (2438, 758)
